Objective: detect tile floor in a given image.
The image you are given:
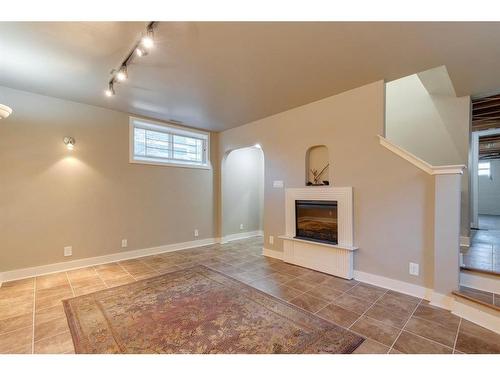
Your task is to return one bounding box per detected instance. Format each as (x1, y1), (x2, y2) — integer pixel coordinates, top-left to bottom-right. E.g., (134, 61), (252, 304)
(463, 214), (500, 274)
(1, 237), (499, 354)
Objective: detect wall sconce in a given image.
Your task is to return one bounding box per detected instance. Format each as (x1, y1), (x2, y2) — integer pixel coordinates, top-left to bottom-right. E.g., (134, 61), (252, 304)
(63, 136), (76, 151)
(0, 104), (12, 120)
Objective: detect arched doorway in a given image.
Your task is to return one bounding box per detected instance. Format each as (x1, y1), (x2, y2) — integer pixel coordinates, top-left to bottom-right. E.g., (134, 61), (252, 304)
(221, 145), (265, 243)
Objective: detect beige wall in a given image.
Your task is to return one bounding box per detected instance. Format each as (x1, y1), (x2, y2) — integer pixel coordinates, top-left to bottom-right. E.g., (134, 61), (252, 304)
(385, 72), (471, 237)
(0, 85), (218, 272)
(222, 147), (264, 236)
(218, 81), (436, 287)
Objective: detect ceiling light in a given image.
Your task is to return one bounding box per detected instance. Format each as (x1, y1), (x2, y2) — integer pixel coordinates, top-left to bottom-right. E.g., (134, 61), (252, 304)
(254, 144), (262, 149)
(63, 136), (75, 151)
(135, 47), (146, 57)
(141, 35), (154, 49)
(116, 66), (128, 81)
(103, 22), (157, 97)
(0, 104), (12, 120)
(105, 83), (115, 97)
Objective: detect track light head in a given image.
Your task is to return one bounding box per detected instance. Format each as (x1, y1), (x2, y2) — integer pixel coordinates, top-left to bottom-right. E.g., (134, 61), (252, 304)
(136, 47), (148, 57)
(141, 30), (154, 49)
(63, 136), (75, 151)
(105, 83), (115, 97)
(116, 66), (128, 81)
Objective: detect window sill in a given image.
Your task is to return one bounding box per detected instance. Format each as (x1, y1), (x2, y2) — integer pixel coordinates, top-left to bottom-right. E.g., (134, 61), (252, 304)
(129, 158), (211, 170)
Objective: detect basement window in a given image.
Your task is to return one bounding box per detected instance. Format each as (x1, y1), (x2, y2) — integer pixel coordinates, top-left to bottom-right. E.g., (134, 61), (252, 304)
(478, 162), (491, 177)
(130, 117), (210, 169)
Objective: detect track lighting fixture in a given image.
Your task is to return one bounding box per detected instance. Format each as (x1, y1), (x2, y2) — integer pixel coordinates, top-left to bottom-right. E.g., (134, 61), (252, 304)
(104, 21), (157, 97)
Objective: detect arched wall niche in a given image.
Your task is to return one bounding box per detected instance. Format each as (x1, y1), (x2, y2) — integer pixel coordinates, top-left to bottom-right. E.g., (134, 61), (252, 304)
(305, 145), (330, 186)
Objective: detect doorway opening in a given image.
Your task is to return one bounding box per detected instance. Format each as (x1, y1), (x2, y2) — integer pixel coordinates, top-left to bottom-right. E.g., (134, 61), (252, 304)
(467, 94), (500, 274)
(221, 145), (264, 243)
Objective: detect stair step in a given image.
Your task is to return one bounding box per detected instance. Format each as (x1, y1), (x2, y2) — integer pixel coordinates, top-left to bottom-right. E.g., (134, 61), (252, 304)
(460, 266), (500, 277)
(453, 286), (500, 312)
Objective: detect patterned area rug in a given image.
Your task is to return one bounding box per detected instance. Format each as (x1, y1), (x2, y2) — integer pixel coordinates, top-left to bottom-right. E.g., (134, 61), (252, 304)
(63, 265), (363, 353)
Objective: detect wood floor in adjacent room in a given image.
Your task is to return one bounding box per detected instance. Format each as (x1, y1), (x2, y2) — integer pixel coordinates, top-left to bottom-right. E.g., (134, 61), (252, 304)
(0, 237), (499, 354)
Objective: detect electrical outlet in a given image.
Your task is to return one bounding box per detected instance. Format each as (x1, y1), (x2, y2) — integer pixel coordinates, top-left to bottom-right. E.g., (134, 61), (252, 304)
(64, 246), (72, 257)
(121, 239), (128, 248)
(194, 229), (199, 237)
(273, 180), (284, 188)
(409, 262), (419, 276)
(240, 224), (244, 230)
(269, 235), (274, 245)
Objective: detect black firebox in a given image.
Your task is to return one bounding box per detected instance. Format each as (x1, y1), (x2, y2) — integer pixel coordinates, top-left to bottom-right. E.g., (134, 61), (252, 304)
(295, 200), (338, 244)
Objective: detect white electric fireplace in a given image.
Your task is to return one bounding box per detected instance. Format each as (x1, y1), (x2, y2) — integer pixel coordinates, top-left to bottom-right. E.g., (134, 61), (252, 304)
(279, 187), (358, 279)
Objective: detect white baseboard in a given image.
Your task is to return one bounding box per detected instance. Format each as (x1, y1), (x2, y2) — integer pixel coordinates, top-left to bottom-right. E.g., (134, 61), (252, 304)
(460, 236), (471, 247)
(221, 230), (263, 244)
(262, 247), (284, 260)
(429, 291), (456, 310)
(460, 270), (500, 294)
(353, 270), (431, 299)
(0, 237), (219, 283)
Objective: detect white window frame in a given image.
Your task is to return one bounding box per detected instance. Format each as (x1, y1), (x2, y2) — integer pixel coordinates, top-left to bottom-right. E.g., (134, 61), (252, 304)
(478, 161), (491, 177)
(129, 117), (210, 169)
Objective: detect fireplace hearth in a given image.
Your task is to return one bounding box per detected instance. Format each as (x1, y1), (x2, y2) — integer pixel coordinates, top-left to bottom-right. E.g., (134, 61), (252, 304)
(295, 200), (338, 244)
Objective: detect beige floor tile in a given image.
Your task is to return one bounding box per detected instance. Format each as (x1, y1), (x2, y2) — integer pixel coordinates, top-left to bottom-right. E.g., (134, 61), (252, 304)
(67, 267), (98, 281)
(455, 320), (500, 354)
(73, 284), (107, 296)
(346, 283), (387, 303)
(307, 285), (343, 301)
(0, 289), (33, 303)
(351, 316), (401, 347)
(256, 284), (304, 302)
(332, 293), (373, 315)
(412, 303), (460, 331)
(284, 278), (316, 293)
(104, 275), (136, 288)
(393, 331), (453, 354)
(35, 284), (73, 299)
(375, 293), (420, 315)
(249, 277), (283, 291)
(0, 313), (33, 335)
(0, 299), (33, 321)
(352, 338), (390, 354)
(404, 316), (457, 348)
(298, 271), (331, 284)
(262, 271), (296, 284)
(95, 266), (129, 281)
(364, 303), (410, 328)
(70, 276), (105, 289)
(34, 331), (74, 354)
(35, 316), (69, 341)
(317, 303), (361, 328)
(320, 277), (358, 292)
(1, 278), (34, 288)
(35, 291), (73, 311)
(0, 326), (32, 354)
(289, 293), (329, 313)
(36, 272), (69, 290)
(35, 304), (66, 325)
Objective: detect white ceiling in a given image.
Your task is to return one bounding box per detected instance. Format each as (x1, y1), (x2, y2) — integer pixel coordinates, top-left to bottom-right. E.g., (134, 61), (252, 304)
(1, 22), (500, 131)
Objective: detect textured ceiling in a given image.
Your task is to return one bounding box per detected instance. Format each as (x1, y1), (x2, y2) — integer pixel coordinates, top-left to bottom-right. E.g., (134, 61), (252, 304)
(1, 22), (500, 131)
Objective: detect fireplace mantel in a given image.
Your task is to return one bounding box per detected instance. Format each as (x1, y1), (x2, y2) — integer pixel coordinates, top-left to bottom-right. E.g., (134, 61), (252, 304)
(280, 187), (358, 279)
